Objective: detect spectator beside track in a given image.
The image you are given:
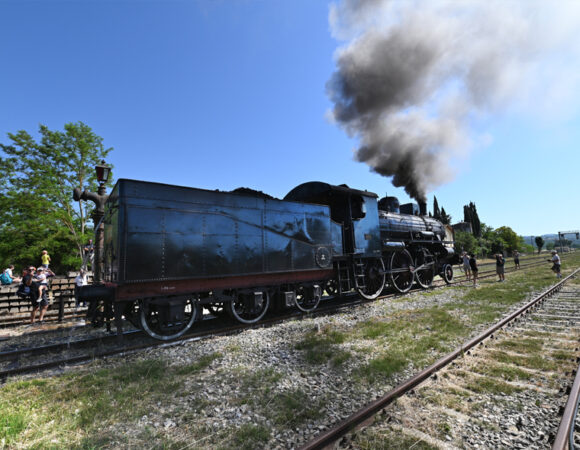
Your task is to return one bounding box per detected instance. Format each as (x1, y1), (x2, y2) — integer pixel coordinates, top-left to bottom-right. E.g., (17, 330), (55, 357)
(74, 269), (88, 307)
(1, 265), (21, 285)
(462, 251), (471, 281)
(469, 253), (479, 287)
(496, 253), (506, 282)
(17, 269), (48, 325)
(40, 250), (51, 269)
(35, 267), (55, 303)
(513, 250), (520, 269)
(549, 250), (562, 279)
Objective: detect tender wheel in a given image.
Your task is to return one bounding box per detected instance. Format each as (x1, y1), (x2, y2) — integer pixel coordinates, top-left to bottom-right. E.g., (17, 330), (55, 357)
(295, 285), (321, 312)
(356, 258), (386, 300)
(442, 264), (454, 284)
(389, 250), (414, 293)
(227, 290), (270, 324)
(414, 248), (435, 289)
(140, 297), (198, 341)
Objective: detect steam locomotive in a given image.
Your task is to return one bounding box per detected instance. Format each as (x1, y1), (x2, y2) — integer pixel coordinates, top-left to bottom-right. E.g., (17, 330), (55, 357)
(81, 179), (455, 340)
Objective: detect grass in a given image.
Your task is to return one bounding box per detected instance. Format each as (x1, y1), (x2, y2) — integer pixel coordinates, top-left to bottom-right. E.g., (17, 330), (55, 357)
(295, 325), (351, 366)
(228, 423), (271, 450)
(353, 429), (438, 450)
(474, 362), (532, 381)
(0, 355), (222, 448)
(465, 376), (523, 395)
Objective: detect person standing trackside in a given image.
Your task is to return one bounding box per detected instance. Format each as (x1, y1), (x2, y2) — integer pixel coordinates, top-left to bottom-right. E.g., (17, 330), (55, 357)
(513, 250), (520, 269)
(462, 251), (471, 281)
(549, 250), (562, 279)
(469, 253), (479, 287)
(74, 269), (88, 307)
(496, 253), (505, 282)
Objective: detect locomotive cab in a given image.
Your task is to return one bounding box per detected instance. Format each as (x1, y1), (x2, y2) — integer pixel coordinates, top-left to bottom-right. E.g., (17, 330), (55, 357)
(285, 182), (386, 301)
(284, 182), (381, 257)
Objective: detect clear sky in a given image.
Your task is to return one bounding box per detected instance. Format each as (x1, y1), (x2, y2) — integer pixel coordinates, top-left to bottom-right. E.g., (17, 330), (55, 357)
(1, 0), (579, 237)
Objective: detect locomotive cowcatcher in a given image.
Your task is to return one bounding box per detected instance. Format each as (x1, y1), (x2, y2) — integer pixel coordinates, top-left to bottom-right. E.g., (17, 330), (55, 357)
(79, 179), (455, 340)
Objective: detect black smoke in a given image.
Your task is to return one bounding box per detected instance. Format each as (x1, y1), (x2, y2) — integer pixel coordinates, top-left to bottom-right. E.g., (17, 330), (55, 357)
(327, 0), (580, 202)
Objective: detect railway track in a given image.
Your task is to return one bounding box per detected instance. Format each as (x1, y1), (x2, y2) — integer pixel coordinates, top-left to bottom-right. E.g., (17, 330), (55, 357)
(0, 255), (564, 381)
(0, 253), (553, 330)
(300, 268), (580, 449)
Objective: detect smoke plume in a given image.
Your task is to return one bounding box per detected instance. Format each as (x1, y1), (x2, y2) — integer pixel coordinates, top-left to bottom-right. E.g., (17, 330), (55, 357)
(327, 0), (580, 202)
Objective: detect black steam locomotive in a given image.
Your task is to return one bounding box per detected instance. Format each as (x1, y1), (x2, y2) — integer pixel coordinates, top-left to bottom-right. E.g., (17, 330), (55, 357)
(82, 179), (455, 340)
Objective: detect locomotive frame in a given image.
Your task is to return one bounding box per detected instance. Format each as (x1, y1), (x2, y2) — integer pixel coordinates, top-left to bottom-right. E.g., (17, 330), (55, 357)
(80, 179), (455, 340)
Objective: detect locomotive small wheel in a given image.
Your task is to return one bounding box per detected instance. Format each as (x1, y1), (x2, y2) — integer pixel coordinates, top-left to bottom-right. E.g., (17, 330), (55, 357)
(139, 298), (198, 341)
(442, 264), (454, 284)
(295, 285), (321, 312)
(206, 303), (225, 317)
(226, 290), (270, 324)
(356, 258), (386, 300)
(414, 248), (435, 289)
(324, 279), (338, 297)
(389, 250), (414, 293)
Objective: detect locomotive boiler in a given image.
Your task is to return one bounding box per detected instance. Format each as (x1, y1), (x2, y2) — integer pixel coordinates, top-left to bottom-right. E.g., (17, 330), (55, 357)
(79, 179), (455, 340)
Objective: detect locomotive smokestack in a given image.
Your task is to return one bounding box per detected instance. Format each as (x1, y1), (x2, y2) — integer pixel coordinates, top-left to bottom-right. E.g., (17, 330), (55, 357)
(327, 0), (580, 203)
(419, 201), (427, 217)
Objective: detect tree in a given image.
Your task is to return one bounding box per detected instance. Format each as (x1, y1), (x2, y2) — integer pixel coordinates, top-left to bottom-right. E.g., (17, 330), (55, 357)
(494, 226), (523, 254)
(454, 230), (479, 255)
(439, 207), (451, 224)
(0, 122), (113, 272)
(535, 236), (545, 254)
(463, 201), (481, 238)
(433, 196), (441, 220)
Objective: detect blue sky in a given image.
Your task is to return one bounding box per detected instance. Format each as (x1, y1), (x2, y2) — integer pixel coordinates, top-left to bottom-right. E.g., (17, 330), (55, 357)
(1, 0), (579, 237)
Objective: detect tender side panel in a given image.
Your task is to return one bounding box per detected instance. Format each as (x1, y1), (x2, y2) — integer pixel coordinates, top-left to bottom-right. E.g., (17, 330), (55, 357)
(110, 179), (336, 284)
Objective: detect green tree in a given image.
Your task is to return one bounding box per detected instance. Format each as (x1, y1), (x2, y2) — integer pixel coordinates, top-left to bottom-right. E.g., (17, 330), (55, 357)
(494, 226), (523, 254)
(439, 207), (451, 225)
(433, 196), (441, 220)
(454, 230), (479, 255)
(535, 236), (545, 254)
(463, 201), (481, 237)
(0, 122), (113, 272)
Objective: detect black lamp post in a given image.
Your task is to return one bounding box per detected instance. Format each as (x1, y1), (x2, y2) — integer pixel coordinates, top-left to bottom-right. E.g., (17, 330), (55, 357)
(73, 160), (110, 283)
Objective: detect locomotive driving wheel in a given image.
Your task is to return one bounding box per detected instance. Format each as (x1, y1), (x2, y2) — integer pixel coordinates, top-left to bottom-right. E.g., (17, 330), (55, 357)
(139, 297), (198, 341)
(356, 258), (386, 300)
(414, 248), (435, 289)
(389, 250), (414, 293)
(226, 289), (270, 324)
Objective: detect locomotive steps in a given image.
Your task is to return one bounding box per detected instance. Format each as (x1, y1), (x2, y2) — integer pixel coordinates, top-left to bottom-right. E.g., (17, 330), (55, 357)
(0, 252), (579, 448)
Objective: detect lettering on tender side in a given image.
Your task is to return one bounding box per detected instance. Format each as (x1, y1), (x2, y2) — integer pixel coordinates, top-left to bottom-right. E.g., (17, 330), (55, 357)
(161, 286), (176, 291)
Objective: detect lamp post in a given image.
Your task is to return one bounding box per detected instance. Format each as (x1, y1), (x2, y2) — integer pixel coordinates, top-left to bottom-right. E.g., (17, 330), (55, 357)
(73, 161), (110, 283)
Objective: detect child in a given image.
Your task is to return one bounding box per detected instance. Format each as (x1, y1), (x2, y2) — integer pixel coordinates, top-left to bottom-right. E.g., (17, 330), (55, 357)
(35, 267), (55, 302)
(40, 250), (51, 269)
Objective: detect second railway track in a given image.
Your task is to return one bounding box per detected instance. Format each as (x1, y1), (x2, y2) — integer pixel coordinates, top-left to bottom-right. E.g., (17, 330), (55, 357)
(302, 269), (580, 449)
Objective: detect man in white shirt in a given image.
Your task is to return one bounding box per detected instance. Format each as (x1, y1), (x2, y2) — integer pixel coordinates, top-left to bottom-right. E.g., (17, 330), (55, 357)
(74, 270), (88, 307)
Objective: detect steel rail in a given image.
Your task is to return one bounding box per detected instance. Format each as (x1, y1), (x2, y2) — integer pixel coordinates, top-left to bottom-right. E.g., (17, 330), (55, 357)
(300, 267), (580, 450)
(552, 283), (580, 450)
